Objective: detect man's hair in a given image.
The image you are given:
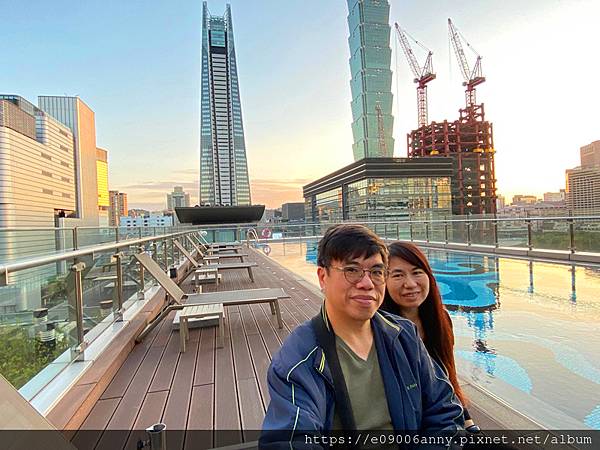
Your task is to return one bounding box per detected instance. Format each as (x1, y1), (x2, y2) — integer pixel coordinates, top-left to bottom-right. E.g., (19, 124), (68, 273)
(317, 224), (388, 268)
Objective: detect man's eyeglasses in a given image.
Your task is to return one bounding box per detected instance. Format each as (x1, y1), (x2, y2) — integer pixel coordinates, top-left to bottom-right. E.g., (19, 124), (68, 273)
(329, 266), (388, 285)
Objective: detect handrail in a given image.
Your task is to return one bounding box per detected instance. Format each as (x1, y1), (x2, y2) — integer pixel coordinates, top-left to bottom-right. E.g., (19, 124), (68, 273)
(0, 229), (198, 285)
(245, 228), (260, 247)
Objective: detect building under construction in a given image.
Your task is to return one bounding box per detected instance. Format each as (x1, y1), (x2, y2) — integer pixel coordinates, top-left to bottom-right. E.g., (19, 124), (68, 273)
(407, 102), (496, 216)
(397, 19), (497, 216)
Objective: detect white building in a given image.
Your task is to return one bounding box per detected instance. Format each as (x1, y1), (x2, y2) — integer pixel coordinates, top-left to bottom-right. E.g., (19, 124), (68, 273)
(120, 214), (174, 228)
(0, 96), (76, 228)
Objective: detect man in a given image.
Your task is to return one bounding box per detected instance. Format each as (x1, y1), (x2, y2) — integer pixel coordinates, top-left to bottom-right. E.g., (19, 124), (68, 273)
(261, 224), (464, 447)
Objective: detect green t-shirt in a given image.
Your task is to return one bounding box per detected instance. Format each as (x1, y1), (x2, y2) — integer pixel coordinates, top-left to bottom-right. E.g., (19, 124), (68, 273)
(332, 337), (393, 431)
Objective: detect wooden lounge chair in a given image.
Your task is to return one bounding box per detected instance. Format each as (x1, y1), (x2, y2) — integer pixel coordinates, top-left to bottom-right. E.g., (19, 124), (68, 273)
(173, 240), (256, 282)
(185, 236), (247, 262)
(133, 252), (289, 342)
(194, 234), (243, 253)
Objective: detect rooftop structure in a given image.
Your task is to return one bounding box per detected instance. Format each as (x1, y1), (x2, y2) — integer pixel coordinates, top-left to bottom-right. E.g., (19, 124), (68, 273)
(199, 2), (251, 206)
(303, 157), (453, 223)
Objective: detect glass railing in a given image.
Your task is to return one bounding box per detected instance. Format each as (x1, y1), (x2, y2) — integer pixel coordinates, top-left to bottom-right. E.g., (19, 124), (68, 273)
(196, 214), (600, 260)
(0, 228), (203, 395)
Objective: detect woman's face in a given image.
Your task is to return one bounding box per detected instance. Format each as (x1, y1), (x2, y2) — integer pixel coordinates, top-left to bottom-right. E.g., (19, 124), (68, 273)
(387, 256), (430, 314)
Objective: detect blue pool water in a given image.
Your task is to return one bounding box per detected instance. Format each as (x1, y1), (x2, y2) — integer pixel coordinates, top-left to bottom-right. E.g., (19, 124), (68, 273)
(302, 243), (600, 430)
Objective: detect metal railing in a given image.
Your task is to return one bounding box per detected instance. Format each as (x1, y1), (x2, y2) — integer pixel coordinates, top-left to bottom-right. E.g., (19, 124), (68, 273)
(197, 214), (600, 261)
(0, 227), (205, 392)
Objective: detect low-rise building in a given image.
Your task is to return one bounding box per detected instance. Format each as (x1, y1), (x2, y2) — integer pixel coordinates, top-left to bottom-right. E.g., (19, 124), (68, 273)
(120, 214), (173, 228)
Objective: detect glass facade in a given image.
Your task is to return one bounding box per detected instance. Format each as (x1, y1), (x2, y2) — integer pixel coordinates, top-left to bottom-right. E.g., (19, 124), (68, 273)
(347, 0), (395, 160)
(310, 176), (451, 223)
(199, 2), (251, 206)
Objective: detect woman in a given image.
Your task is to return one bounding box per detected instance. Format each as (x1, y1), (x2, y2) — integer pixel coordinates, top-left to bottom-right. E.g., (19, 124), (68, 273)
(380, 241), (480, 433)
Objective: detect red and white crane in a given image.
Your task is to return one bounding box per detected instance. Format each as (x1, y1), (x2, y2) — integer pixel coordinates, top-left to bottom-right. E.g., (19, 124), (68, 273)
(394, 22), (436, 128)
(448, 18), (485, 111)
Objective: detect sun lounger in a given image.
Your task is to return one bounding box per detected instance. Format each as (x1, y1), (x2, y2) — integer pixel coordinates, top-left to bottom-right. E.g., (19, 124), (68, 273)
(185, 236), (247, 261)
(174, 240), (256, 282)
(194, 234), (243, 253)
(133, 252), (289, 341)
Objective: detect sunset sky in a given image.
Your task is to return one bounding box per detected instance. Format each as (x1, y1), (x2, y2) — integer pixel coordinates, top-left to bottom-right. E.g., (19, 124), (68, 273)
(3, 0), (599, 209)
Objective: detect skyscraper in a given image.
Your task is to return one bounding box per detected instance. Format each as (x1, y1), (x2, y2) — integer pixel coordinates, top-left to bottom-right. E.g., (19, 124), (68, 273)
(199, 2), (251, 206)
(347, 0), (395, 160)
(167, 186), (191, 210)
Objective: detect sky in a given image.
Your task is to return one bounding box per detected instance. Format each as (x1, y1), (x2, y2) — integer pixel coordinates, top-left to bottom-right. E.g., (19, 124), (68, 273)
(2, 0), (599, 209)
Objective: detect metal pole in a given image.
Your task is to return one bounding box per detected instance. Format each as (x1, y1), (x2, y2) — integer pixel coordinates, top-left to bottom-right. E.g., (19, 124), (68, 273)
(466, 219), (472, 246)
(163, 239), (168, 269)
(115, 226), (120, 243)
(569, 218), (575, 253)
(444, 221), (448, 244)
(138, 245), (146, 300)
(526, 219), (532, 250)
(409, 222), (414, 241)
(73, 227), (78, 250)
(70, 261), (86, 361)
(283, 226), (286, 256)
(396, 223), (400, 240)
(114, 251), (124, 321)
(493, 219), (499, 248)
(425, 222), (430, 243)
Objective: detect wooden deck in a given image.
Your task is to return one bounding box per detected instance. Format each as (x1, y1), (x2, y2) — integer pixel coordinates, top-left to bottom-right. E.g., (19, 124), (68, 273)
(71, 248), (323, 450)
(70, 247), (515, 450)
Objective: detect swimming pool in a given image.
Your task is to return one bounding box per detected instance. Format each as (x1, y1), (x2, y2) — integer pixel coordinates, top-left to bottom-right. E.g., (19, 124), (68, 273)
(268, 241), (600, 430)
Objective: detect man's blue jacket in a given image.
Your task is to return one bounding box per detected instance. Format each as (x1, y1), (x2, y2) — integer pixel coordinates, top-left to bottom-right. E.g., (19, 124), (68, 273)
(260, 308), (464, 447)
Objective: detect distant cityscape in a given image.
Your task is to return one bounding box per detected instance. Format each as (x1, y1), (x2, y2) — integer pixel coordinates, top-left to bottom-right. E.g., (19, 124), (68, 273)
(1, 0), (599, 232)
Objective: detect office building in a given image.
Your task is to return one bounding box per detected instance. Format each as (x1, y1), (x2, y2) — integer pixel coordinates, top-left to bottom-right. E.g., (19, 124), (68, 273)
(0, 95), (77, 228)
(304, 158), (452, 223)
(109, 191), (128, 226)
(580, 140), (600, 168)
(38, 96), (101, 225)
(281, 202), (305, 222)
(96, 148), (109, 226)
(347, 0), (395, 159)
(167, 186), (191, 210)
(199, 2), (251, 206)
(566, 166), (600, 215)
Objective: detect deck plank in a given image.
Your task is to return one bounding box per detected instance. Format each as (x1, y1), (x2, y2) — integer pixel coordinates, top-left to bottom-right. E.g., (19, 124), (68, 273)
(185, 385), (214, 450)
(124, 390), (169, 450)
(71, 398), (120, 450)
(160, 327), (201, 450)
(193, 326), (215, 387)
(214, 314), (242, 447)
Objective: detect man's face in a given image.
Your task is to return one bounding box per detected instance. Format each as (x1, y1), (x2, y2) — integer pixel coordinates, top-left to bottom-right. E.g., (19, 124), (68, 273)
(318, 252), (386, 325)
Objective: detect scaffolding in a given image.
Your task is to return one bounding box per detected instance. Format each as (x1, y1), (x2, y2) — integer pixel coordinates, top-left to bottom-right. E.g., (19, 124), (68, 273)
(407, 103), (497, 216)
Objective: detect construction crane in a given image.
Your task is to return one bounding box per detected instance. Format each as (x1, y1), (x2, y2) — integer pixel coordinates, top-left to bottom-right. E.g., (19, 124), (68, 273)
(394, 22), (436, 128)
(375, 102), (388, 156)
(448, 18), (485, 111)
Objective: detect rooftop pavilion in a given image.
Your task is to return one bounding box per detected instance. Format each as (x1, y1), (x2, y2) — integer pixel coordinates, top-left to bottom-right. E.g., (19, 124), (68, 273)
(2, 215), (600, 448)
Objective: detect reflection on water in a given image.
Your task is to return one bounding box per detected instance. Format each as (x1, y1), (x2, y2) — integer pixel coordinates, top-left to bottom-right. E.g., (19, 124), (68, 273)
(298, 242), (600, 429)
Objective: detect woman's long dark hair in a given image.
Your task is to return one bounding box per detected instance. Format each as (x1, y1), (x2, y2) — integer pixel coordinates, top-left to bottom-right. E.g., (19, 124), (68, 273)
(380, 242), (467, 407)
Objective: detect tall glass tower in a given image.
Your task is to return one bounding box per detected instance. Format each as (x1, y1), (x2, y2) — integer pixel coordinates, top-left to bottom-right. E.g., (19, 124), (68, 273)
(347, 0), (395, 160)
(200, 2), (251, 206)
